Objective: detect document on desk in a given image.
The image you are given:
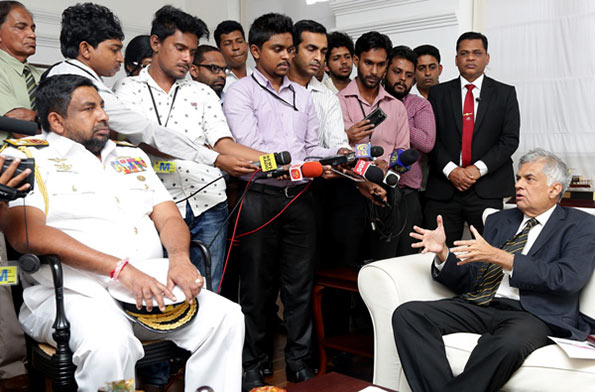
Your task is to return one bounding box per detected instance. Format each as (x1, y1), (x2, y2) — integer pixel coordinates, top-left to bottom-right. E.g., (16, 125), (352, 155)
(359, 387), (387, 392)
(549, 336), (595, 359)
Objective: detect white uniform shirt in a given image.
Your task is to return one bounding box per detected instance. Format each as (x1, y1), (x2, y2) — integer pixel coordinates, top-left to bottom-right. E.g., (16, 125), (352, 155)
(222, 65), (253, 94)
(113, 67), (230, 218)
(6, 132), (172, 297)
(47, 60), (219, 165)
(307, 76), (350, 149)
(322, 73), (340, 95)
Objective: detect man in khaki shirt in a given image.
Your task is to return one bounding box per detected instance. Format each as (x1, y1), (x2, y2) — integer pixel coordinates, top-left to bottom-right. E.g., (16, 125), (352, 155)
(0, 1), (42, 141)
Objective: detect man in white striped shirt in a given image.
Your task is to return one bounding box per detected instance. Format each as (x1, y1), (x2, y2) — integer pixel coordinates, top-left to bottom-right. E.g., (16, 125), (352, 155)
(287, 20), (350, 149)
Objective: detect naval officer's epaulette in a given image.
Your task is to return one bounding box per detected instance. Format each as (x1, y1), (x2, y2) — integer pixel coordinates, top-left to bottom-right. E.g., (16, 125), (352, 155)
(114, 140), (137, 148)
(3, 138), (49, 147)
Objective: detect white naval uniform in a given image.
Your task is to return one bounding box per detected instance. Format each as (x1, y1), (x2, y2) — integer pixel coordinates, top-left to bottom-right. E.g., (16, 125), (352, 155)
(4, 132), (244, 392)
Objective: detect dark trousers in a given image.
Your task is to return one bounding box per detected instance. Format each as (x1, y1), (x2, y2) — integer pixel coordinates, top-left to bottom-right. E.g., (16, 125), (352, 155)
(237, 185), (316, 371)
(394, 188), (423, 256)
(392, 298), (553, 392)
(424, 189), (503, 247)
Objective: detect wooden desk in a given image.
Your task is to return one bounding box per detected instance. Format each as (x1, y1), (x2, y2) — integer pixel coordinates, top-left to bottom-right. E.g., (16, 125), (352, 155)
(312, 267), (373, 375)
(286, 372), (395, 392)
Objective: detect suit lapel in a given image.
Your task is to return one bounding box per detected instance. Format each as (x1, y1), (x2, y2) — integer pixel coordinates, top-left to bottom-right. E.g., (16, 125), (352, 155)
(450, 78), (463, 135)
(474, 76), (493, 132)
(528, 205), (565, 256)
(499, 210), (523, 247)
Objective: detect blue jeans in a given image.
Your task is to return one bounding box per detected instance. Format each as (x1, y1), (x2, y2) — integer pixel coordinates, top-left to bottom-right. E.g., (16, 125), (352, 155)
(185, 200), (228, 293)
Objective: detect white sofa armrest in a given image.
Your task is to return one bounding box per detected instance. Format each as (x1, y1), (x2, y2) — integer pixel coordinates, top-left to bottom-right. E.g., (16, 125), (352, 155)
(358, 253), (455, 389)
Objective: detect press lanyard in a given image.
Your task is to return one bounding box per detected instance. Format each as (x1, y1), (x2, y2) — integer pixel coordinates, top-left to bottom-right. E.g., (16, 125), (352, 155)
(145, 82), (180, 127)
(65, 61), (100, 82)
(357, 98), (379, 141)
(251, 74), (298, 111)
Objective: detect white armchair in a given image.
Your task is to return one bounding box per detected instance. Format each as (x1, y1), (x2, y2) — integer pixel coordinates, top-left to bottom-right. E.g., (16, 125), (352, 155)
(358, 253), (595, 391)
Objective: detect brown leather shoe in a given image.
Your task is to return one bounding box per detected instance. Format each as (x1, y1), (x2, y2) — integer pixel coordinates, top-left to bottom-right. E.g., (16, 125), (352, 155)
(0, 374), (29, 392)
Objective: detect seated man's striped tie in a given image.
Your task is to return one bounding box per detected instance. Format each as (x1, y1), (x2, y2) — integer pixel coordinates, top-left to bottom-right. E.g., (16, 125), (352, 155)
(461, 217), (538, 306)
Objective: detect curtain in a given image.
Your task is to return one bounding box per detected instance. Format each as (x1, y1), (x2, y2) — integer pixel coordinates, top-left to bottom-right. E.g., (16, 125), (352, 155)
(484, 0), (595, 179)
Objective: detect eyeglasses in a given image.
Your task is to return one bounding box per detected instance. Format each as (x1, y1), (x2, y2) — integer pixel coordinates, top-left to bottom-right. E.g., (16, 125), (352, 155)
(195, 64), (229, 74)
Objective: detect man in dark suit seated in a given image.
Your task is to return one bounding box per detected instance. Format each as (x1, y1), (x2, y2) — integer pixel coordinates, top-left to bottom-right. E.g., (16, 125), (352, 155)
(424, 31), (520, 247)
(392, 148), (595, 392)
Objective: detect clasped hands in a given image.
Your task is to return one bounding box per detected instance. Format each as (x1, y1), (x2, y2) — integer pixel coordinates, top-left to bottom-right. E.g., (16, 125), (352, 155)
(449, 165), (480, 192)
(410, 215), (514, 269)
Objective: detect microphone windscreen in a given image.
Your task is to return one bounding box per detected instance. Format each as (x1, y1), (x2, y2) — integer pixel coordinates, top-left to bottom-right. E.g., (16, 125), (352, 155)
(364, 165), (384, 184)
(278, 151), (292, 165)
(400, 149), (419, 166)
(370, 146), (384, 157)
(301, 161), (323, 178)
(0, 116), (38, 136)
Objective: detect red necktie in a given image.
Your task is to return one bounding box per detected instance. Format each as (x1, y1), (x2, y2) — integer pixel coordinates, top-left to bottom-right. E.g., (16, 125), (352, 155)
(461, 84), (475, 167)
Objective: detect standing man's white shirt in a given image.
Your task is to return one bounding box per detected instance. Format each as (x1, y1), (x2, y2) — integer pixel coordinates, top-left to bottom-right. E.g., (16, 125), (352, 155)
(307, 76), (350, 149)
(113, 67), (229, 218)
(222, 65), (253, 94)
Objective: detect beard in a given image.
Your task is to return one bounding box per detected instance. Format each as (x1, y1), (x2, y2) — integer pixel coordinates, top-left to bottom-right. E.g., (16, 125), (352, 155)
(82, 137), (108, 155)
(385, 81), (410, 100)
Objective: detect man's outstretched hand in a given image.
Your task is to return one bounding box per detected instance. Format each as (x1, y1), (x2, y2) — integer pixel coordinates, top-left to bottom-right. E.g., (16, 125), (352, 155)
(410, 215), (448, 262)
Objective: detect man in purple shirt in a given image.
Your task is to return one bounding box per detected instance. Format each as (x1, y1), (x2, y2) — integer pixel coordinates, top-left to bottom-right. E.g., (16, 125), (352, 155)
(223, 13), (339, 391)
(384, 45), (436, 255)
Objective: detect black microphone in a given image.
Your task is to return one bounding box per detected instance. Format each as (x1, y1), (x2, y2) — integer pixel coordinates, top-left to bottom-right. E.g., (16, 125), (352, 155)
(319, 146), (384, 167)
(388, 148), (419, 174)
(475, 97), (481, 102)
(353, 160), (385, 184)
(254, 151), (292, 169)
(0, 116), (38, 136)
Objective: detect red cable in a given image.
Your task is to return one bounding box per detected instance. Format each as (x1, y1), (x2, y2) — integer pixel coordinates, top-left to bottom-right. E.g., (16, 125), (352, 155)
(216, 177), (311, 293)
(216, 171), (258, 293)
(234, 181), (311, 239)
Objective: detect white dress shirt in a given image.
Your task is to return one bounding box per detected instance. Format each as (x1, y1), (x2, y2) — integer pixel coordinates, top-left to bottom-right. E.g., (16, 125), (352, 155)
(442, 74), (488, 179)
(307, 76), (350, 149)
(113, 67), (231, 218)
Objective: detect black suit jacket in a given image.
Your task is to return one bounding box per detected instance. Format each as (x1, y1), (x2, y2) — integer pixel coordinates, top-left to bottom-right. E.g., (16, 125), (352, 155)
(426, 76), (520, 200)
(434, 206), (595, 340)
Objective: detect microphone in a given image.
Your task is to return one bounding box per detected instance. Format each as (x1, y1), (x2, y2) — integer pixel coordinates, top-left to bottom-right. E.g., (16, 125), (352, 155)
(319, 145), (384, 167)
(353, 160), (385, 184)
(475, 97), (481, 102)
(383, 171), (399, 188)
(0, 116), (38, 136)
(388, 148), (419, 174)
(254, 151), (292, 171)
(255, 161), (323, 180)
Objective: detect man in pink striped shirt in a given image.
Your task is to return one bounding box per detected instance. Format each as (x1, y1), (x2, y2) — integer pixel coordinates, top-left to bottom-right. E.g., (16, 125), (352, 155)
(384, 45), (436, 255)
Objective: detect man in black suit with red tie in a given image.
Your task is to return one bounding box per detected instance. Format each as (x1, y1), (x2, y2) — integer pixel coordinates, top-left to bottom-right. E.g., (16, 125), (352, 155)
(424, 32), (520, 246)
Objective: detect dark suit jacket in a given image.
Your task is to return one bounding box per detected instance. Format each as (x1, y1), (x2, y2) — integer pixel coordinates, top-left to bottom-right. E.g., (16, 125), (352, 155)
(434, 206), (595, 340)
(426, 76), (520, 200)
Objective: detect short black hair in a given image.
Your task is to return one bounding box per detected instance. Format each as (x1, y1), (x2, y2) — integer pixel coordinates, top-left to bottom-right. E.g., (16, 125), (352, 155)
(389, 45), (417, 68)
(248, 13), (293, 49)
(293, 19), (326, 50)
(354, 31), (392, 58)
(214, 20), (245, 48)
(413, 44), (441, 63)
(456, 31), (488, 52)
(36, 74), (97, 132)
(124, 35), (153, 76)
(193, 44), (221, 65)
(0, 1), (24, 26)
(151, 5), (208, 43)
(60, 3), (124, 59)
(326, 31), (354, 63)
